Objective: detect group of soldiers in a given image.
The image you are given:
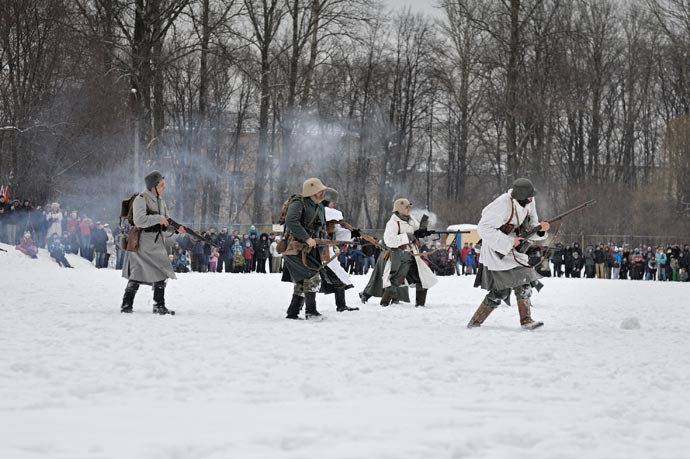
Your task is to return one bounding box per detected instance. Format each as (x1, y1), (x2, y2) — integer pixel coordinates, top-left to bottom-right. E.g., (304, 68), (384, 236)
(119, 171), (550, 330)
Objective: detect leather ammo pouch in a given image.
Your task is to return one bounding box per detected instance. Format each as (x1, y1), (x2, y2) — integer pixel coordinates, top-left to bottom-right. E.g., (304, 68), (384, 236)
(126, 227), (141, 252)
(276, 237), (288, 254)
(281, 235), (305, 256)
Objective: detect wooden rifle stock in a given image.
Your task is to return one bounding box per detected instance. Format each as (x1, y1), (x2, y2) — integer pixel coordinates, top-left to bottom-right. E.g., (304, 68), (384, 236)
(337, 220), (381, 248)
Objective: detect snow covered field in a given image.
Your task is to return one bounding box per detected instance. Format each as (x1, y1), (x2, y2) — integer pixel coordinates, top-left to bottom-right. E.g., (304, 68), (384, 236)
(2, 242), (690, 459)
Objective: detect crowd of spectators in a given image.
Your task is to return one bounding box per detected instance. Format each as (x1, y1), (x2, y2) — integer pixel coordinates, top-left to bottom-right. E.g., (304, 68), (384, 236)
(4, 196), (688, 282)
(168, 226), (382, 275)
(536, 242), (690, 282)
(411, 239), (690, 283)
(0, 198), (115, 268)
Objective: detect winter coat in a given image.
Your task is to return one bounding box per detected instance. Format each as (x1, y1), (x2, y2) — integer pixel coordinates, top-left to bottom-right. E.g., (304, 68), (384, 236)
(215, 233), (231, 254)
(655, 252), (667, 267)
(348, 248), (366, 264)
(79, 218), (91, 236)
(255, 234), (270, 259)
(563, 247), (574, 268)
(66, 216), (79, 235)
(476, 190), (547, 271)
(465, 250), (477, 268)
(46, 210), (63, 239)
(269, 241), (281, 258)
(91, 228), (108, 253)
(49, 240), (66, 258)
(460, 245), (470, 263)
(105, 228), (115, 255)
(175, 256), (189, 269)
(16, 238), (39, 258)
(122, 189), (177, 284)
(381, 213), (437, 290)
(631, 253), (644, 267)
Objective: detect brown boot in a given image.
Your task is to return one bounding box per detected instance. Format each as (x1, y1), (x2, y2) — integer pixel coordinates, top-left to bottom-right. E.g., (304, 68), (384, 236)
(467, 303), (494, 328)
(517, 298), (544, 330)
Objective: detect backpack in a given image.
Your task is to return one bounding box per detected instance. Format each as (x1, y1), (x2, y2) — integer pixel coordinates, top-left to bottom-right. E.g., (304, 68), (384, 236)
(278, 194), (304, 225)
(277, 194), (322, 254)
(120, 192), (156, 226)
(120, 193), (140, 226)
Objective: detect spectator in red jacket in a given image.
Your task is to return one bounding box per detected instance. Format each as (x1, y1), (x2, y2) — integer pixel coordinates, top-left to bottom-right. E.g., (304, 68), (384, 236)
(16, 231), (38, 258)
(79, 215), (92, 259)
(460, 242), (470, 275)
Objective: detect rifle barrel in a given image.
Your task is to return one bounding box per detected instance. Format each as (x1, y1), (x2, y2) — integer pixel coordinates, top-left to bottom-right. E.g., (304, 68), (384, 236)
(547, 199), (596, 223)
(519, 199), (596, 239)
(167, 218), (220, 248)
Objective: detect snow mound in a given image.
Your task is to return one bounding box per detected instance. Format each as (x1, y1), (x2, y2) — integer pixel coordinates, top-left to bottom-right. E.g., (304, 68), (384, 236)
(620, 317), (641, 330)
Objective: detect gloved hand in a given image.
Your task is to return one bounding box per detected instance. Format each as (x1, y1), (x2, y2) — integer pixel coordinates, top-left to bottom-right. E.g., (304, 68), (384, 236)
(350, 228), (362, 238)
(413, 229), (430, 239)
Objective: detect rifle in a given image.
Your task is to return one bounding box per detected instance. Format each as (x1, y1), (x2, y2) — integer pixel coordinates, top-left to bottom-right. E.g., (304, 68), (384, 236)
(506, 199), (596, 257)
(336, 220), (381, 248)
(167, 217), (221, 248)
(419, 214), (470, 239)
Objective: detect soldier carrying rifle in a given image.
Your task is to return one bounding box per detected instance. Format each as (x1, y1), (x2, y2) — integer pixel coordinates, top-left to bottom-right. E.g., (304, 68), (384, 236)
(280, 178), (329, 320)
(467, 178), (550, 330)
(120, 170), (187, 315)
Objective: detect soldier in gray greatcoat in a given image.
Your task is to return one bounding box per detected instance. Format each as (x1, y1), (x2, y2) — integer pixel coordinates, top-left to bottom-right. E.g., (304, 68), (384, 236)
(281, 177), (328, 320)
(121, 170), (186, 314)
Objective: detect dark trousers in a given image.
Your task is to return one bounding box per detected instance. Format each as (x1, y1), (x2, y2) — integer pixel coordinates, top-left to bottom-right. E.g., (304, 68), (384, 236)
(217, 252), (231, 272)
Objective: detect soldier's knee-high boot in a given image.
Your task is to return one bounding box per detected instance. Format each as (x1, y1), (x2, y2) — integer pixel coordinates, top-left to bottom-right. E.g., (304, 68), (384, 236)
(517, 298), (543, 330)
(121, 280), (139, 313)
(380, 287), (394, 307)
(304, 292), (323, 319)
(152, 281), (172, 315)
(415, 288), (427, 307)
(286, 294), (304, 319)
(467, 303), (495, 328)
(336, 288), (359, 312)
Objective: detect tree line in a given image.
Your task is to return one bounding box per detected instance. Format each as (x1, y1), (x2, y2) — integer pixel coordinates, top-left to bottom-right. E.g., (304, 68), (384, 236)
(1, 0), (689, 238)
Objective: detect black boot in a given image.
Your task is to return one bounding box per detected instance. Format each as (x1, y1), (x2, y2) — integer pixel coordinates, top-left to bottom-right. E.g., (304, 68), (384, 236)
(304, 292), (325, 320)
(336, 289), (359, 312)
(286, 294), (305, 320)
(359, 291), (369, 303)
(415, 288), (427, 307)
(380, 288), (393, 307)
(121, 280), (139, 313)
(152, 281), (174, 315)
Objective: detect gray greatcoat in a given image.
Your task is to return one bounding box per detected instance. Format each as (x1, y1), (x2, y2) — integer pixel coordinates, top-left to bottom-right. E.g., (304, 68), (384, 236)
(122, 189), (177, 284)
(281, 196), (325, 283)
